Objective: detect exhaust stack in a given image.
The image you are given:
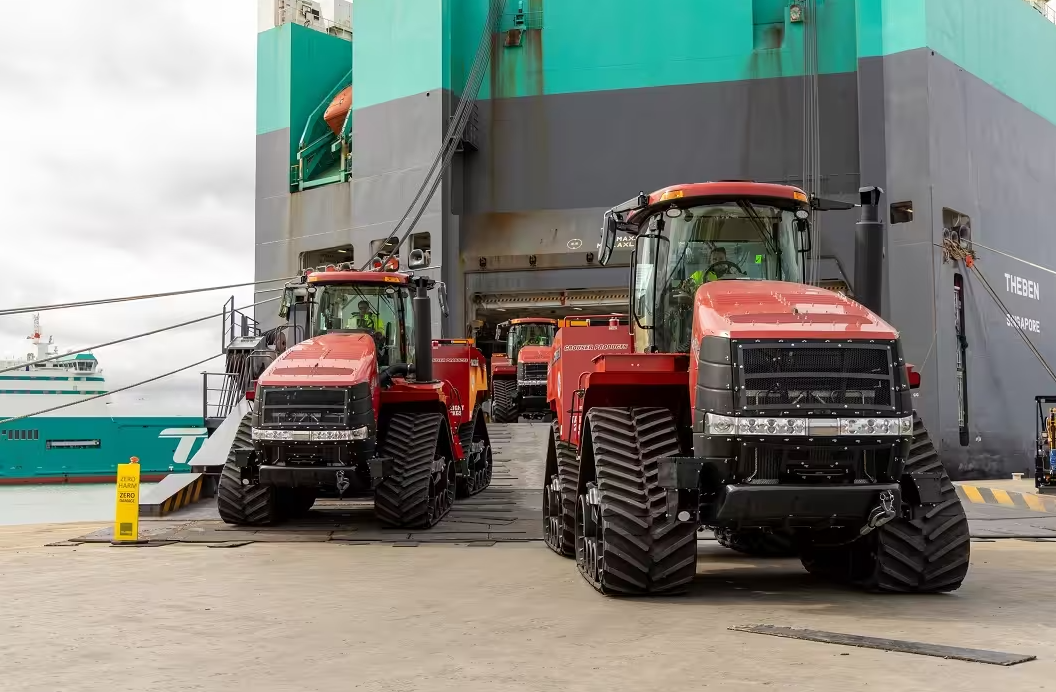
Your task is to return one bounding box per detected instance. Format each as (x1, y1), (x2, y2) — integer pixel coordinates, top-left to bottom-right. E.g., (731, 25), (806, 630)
(412, 277), (434, 382)
(854, 186), (885, 316)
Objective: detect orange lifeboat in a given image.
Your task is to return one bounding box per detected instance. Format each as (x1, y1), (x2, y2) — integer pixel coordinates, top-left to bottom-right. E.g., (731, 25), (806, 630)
(324, 85), (353, 136)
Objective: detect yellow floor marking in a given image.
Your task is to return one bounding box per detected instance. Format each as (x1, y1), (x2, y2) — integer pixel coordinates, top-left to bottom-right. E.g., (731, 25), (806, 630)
(961, 485), (985, 504)
(1023, 493), (1047, 512)
(991, 488), (1016, 507)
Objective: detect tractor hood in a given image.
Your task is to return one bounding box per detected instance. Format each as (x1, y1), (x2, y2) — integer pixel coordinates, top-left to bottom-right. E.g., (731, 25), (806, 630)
(694, 280), (899, 340)
(517, 345), (553, 364)
(258, 333), (377, 388)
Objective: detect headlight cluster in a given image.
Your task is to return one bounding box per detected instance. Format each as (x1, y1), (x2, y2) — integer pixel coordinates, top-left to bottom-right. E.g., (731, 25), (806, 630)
(839, 417), (914, 436)
(705, 413), (913, 437)
(251, 426), (370, 442)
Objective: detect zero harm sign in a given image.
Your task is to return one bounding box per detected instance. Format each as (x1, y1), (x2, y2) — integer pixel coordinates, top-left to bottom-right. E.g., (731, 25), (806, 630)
(113, 461), (141, 543)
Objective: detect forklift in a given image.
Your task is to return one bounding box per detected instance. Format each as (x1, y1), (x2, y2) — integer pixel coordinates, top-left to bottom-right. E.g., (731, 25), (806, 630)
(1035, 395), (1056, 494)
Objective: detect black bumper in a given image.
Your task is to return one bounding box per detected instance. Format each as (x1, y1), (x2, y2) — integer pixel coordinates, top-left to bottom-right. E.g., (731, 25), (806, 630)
(515, 384), (547, 411)
(258, 458), (389, 489)
(659, 456), (901, 526)
(712, 483), (901, 523)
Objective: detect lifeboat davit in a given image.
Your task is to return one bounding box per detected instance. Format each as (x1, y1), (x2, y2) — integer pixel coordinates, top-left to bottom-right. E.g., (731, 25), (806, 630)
(324, 85), (352, 136)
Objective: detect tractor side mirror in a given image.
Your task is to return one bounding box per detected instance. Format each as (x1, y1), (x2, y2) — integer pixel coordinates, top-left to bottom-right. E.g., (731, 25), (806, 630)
(599, 212), (618, 266)
(793, 209), (812, 253)
(278, 287), (292, 319)
(437, 282), (450, 317)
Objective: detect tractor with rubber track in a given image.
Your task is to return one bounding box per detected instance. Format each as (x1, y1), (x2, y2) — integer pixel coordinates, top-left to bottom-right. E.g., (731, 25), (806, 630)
(216, 261), (493, 528)
(542, 181), (970, 596)
(490, 317), (558, 422)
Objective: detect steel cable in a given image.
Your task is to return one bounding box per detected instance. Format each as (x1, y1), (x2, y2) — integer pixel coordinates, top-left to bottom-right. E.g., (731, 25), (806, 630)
(942, 239), (1056, 384)
(0, 276), (295, 318)
(365, 0), (508, 269)
(0, 296), (281, 376)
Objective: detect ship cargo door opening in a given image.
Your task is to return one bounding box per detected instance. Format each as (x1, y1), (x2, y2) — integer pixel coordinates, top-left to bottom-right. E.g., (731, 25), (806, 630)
(469, 288), (629, 357)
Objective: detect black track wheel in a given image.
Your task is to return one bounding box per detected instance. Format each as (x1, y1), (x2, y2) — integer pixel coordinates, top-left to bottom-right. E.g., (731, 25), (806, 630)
(855, 413), (970, 592)
(374, 412), (456, 529)
(216, 412), (279, 526)
(217, 461), (280, 526)
(491, 379), (518, 423)
(801, 413), (971, 593)
(575, 407), (698, 596)
(456, 407), (493, 498)
(716, 528), (797, 557)
(544, 419), (578, 557)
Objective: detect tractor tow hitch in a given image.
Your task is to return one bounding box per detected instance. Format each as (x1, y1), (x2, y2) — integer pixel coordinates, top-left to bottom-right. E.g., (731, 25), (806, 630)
(859, 490), (897, 536)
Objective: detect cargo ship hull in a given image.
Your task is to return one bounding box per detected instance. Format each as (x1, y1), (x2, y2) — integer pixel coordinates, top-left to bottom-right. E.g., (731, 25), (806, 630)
(253, 1), (1056, 480)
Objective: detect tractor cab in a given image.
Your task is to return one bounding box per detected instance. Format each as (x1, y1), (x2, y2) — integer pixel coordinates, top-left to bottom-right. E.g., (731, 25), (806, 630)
(598, 182), (818, 354)
(496, 318), (558, 365)
(489, 317), (559, 423)
(278, 258), (449, 382)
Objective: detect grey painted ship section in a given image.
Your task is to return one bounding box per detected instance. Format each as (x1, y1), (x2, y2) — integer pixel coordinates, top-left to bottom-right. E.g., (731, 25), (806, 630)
(255, 52), (1056, 479)
(879, 48), (1056, 478)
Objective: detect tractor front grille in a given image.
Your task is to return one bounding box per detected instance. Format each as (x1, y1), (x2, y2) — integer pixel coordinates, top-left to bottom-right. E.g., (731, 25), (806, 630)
(735, 341), (896, 413)
(519, 362), (549, 383)
(259, 387), (348, 426)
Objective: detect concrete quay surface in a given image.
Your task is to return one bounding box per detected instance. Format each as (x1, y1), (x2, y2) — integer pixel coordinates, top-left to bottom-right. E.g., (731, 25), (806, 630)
(2, 421), (1056, 691)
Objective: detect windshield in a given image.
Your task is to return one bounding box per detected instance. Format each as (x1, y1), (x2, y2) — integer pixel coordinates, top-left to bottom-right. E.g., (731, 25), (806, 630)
(633, 201), (804, 353)
(508, 323), (556, 364)
(312, 283), (414, 367)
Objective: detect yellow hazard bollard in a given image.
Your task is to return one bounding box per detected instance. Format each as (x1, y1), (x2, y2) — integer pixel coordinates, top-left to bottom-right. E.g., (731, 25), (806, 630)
(112, 456), (147, 546)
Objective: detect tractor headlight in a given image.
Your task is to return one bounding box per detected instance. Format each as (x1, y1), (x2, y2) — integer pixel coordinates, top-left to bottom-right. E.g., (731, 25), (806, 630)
(706, 414), (807, 436)
(252, 426), (369, 442)
(705, 414), (913, 437)
(838, 416), (913, 436)
(252, 428), (293, 441)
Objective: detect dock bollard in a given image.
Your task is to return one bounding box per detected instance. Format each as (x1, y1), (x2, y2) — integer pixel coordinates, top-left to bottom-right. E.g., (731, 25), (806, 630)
(112, 456), (147, 546)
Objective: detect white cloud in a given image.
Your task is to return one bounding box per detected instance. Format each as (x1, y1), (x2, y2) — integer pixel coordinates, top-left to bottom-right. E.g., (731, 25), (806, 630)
(0, 1), (259, 416)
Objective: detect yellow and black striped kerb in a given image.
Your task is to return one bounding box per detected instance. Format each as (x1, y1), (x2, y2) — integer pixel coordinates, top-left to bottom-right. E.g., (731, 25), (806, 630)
(956, 484), (1056, 513)
(141, 475), (206, 517)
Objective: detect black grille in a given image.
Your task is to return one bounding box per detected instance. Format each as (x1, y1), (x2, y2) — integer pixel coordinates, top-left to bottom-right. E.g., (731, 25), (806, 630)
(260, 388), (347, 426)
(520, 363), (549, 381)
(736, 342), (895, 412)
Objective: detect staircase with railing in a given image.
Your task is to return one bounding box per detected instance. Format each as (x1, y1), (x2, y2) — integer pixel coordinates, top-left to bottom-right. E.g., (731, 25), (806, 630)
(291, 68), (354, 192)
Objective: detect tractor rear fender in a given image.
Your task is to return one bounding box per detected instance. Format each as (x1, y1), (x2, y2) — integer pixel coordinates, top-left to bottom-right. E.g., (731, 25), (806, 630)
(380, 382), (463, 460)
(571, 353), (692, 449)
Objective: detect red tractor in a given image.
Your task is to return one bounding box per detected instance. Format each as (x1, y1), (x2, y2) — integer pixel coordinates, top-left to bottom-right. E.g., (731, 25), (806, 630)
(490, 317), (558, 422)
(217, 261), (493, 528)
(543, 182), (969, 596)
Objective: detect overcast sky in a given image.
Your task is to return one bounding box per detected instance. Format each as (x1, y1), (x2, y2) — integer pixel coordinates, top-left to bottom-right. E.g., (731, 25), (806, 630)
(0, 2), (257, 416)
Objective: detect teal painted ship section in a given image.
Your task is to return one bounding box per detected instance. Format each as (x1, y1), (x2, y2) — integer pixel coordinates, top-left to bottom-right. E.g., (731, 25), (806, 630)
(925, 0), (1056, 128)
(354, 0), (445, 110)
(257, 23), (353, 162)
(0, 417), (206, 483)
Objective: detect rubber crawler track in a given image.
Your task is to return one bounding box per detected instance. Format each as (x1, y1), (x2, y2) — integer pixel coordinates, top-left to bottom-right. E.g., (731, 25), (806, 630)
(491, 379), (518, 423)
(217, 412), (279, 526)
(456, 407), (493, 498)
(544, 419), (579, 557)
(801, 413), (971, 593)
(716, 528), (797, 557)
(216, 414), (280, 528)
(576, 407), (698, 595)
(374, 412), (455, 529)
